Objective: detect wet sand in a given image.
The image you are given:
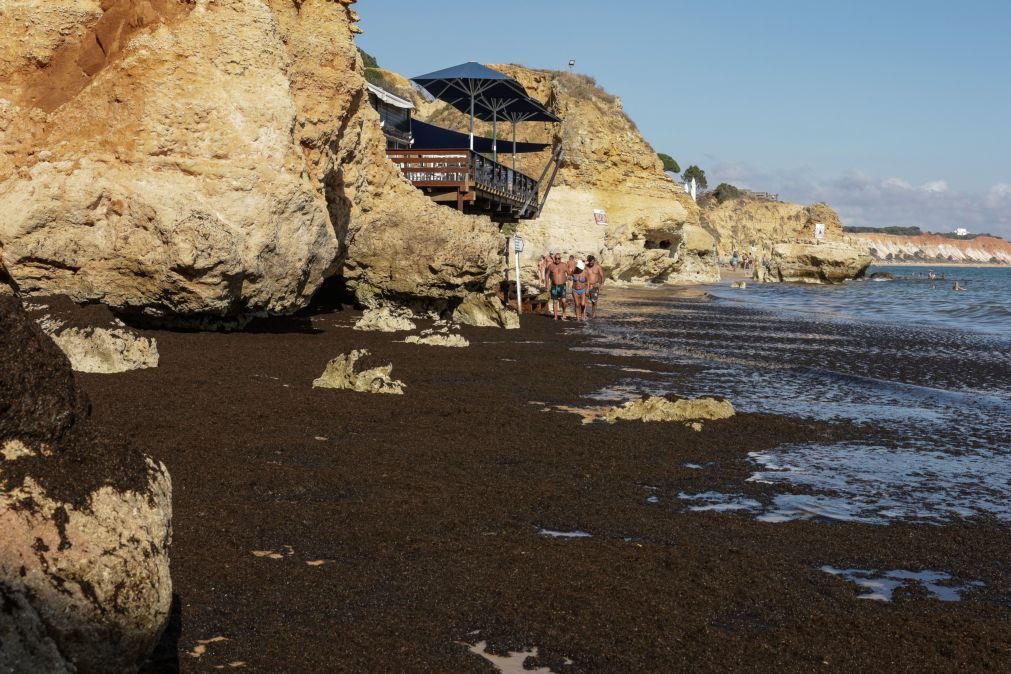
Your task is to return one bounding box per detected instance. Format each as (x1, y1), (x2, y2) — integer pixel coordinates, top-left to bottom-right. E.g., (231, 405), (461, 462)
(76, 307), (1010, 672)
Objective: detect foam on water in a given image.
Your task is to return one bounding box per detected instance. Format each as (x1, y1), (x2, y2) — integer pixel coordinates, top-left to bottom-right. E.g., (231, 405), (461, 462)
(585, 280), (1011, 525)
(538, 528), (592, 539)
(820, 566), (984, 602)
(678, 492), (762, 513)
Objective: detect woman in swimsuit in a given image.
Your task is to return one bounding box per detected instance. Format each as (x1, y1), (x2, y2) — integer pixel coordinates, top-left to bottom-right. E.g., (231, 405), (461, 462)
(571, 260), (589, 321)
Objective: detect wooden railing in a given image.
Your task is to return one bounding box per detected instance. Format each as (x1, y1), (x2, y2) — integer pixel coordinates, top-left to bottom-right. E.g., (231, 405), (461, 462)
(387, 148), (539, 216)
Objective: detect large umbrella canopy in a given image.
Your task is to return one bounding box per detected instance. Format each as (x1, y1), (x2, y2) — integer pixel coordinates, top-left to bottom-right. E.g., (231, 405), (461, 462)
(499, 98), (560, 169)
(412, 62), (530, 152)
(411, 120), (550, 154)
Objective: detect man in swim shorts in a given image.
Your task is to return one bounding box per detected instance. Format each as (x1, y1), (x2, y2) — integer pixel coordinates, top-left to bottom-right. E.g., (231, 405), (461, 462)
(584, 255), (605, 318)
(546, 251), (569, 320)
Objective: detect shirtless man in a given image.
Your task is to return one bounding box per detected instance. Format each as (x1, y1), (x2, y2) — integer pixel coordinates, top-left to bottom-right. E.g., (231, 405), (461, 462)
(546, 252), (569, 320)
(537, 253), (550, 287)
(584, 255), (605, 318)
(570, 259), (590, 321)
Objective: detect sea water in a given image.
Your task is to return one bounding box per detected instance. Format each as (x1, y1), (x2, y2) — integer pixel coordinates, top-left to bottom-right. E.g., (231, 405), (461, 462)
(710, 265), (1011, 336)
(582, 266), (1011, 525)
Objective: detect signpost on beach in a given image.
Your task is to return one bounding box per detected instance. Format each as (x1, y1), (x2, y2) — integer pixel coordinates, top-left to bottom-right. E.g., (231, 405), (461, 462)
(815, 223), (826, 241)
(513, 236), (524, 315)
(593, 209), (608, 225)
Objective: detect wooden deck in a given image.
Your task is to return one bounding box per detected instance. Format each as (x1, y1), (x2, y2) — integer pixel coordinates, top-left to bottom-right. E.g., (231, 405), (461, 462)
(387, 148), (540, 220)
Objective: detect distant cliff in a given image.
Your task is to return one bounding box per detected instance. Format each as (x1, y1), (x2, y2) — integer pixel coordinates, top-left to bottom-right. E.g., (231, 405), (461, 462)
(848, 233), (1011, 264)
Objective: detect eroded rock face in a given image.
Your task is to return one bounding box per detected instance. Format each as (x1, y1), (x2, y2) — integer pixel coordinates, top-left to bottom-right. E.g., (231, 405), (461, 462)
(0, 1), (502, 321)
(0, 0), (339, 320)
(603, 225), (719, 285)
(313, 349), (405, 395)
(353, 307), (417, 333)
(771, 243), (873, 284)
(266, 2), (502, 310)
(702, 199), (845, 256)
(452, 294), (520, 329)
(0, 295), (172, 672)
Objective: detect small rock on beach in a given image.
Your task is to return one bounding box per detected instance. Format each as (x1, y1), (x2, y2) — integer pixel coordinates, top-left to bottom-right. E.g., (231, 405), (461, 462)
(312, 349), (405, 395)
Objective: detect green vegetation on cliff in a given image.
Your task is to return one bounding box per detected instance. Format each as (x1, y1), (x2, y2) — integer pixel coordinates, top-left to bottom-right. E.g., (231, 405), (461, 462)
(358, 48), (411, 99)
(844, 225), (923, 235)
(682, 165), (708, 189)
(658, 153), (680, 174)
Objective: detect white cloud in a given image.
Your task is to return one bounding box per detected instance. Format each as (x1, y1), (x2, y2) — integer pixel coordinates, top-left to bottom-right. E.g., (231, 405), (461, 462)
(707, 162), (1011, 238)
(883, 178), (913, 190)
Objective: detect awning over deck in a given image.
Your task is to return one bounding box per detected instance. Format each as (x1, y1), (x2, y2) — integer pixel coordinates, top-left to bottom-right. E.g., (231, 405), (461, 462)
(411, 120), (549, 154)
(366, 82), (413, 110)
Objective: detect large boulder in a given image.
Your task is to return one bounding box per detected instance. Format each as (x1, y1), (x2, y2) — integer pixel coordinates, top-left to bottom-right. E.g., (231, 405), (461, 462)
(0, 1), (502, 322)
(452, 293), (520, 329)
(770, 242), (873, 284)
(0, 295), (172, 672)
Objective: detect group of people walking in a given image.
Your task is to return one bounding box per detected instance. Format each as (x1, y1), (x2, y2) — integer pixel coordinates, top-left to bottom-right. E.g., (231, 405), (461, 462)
(538, 251), (605, 321)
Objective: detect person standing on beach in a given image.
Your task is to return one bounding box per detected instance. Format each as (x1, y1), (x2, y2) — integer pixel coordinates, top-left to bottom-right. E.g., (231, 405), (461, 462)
(546, 252), (569, 320)
(537, 254), (550, 288)
(585, 255), (605, 318)
(571, 260), (589, 321)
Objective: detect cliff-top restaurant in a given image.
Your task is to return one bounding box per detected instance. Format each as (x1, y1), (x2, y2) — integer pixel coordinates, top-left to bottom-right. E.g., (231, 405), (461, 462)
(368, 62), (562, 221)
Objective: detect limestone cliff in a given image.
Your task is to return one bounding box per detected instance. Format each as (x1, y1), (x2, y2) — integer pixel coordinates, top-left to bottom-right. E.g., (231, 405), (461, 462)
(403, 65), (719, 286)
(848, 233), (1011, 264)
(702, 198), (845, 255)
(702, 197), (871, 283)
(0, 1), (501, 321)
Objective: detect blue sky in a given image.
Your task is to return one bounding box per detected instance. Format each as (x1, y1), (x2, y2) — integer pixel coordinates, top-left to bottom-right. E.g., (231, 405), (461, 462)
(358, 1), (1011, 237)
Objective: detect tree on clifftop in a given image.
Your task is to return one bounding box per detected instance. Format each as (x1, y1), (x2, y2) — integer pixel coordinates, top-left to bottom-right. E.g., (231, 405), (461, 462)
(682, 165), (708, 189)
(658, 153), (680, 174)
(712, 183), (742, 203)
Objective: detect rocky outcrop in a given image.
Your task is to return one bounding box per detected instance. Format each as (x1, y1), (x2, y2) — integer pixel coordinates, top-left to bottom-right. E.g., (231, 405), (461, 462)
(0, 1), (502, 322)
(848, 233), (1011, 264)
(702, 199), (874, 283)
(0, 294), (172, 672)
(313, 349), (405, 395)
(603, 396), (735, 429)
(603, 224), (718, 285)
(353, 307), (417, 333)
(770, 243), (873, 284)
(452, 293), (520, 329)
(405, 331), (470, 348)
(406, 65), (718, 288)
(47, 327), (159, 374)
(25, 296), (158, 373)
(702, 199), (845, 256)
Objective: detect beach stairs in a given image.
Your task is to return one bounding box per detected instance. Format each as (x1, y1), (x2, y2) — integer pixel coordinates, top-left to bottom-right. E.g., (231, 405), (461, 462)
(498, 281), (551, 314)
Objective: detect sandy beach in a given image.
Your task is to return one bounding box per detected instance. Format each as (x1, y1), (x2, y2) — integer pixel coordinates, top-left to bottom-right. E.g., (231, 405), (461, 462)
(64, 302), (1009, 672)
